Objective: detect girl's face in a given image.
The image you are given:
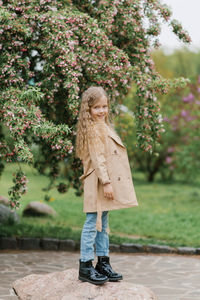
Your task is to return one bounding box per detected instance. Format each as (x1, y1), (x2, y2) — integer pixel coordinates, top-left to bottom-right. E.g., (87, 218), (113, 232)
(90, 96), (108, 122)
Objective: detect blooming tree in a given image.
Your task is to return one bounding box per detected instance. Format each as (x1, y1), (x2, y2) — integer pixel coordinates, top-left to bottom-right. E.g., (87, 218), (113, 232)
(0, 0), (191, 207)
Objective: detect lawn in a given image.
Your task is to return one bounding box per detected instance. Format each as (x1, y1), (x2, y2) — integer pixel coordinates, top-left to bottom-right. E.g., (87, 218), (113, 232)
(0, 163), (200, 247)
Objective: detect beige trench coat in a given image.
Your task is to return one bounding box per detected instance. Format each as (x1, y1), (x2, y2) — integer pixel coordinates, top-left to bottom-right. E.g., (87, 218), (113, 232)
(80, 121), (138, 231)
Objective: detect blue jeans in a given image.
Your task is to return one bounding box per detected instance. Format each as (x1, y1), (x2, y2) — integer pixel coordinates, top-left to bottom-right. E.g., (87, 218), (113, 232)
(80, 211), (109, 262)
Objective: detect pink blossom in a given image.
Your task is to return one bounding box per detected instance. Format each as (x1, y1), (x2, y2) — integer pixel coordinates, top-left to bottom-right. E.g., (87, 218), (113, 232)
(183, 93), (194, 103)
(181, 110), (188, 117)
(165, 156), (172, 164)
(167, 147), (175, 153)
(169, 165), (175, 170)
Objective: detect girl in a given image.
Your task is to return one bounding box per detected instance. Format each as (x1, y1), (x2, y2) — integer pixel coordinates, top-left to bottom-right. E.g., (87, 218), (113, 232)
(76, 86), (138, 285)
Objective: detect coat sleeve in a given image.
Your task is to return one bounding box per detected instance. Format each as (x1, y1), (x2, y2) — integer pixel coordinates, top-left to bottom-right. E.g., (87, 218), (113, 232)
(88, 124), (111, 185)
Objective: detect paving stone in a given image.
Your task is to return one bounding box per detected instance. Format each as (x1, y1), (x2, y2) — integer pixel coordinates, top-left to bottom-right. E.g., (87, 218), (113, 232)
(120, 243), (145, 253)
(59, 239), (76, 251)
(40, 238), (59, 250)
(0, 295), (19, 300)
(1, 297), (18, 300)
(177, 247), (197, 255)
(17, 238), (41, 250)
(0, 251), (200, 300)
(0, 288), (10, 294)
(146, 244), (175, 254)
(180, 298), (200, 300)
(0, 238), (17, 250)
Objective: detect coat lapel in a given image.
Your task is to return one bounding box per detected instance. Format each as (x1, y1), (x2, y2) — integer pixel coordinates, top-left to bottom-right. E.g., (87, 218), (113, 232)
(107, 127), (125, 148)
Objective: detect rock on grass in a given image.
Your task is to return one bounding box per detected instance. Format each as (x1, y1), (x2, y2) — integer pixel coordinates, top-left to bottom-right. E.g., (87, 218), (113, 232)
(23, 201), (57, 217)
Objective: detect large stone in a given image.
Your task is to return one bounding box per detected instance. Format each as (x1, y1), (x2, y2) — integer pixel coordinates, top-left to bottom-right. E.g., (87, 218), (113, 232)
(12, 268), (157, 300)
(23, 201), (57, 217)
(0, 237), (17, 250)
(120, 243), (145, 253)
(177, 247), (196, 255)
(0, 195), (9, 206)
(40, 238), (59, 250)
(17, 237), (41, 250)
(0, 204), (20, 224)
(59, 239), (76, 251)
(196, 248), (200, 255)
(110, 243), (121, 252)
(146, 244), (175, 254)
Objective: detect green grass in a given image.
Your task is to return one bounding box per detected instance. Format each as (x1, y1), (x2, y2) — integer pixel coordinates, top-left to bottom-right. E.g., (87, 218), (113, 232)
(1, 163), (200, 247)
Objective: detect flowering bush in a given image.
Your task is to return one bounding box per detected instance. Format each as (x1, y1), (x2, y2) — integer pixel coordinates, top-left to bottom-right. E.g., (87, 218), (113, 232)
(161, 78), (200, 182)
(116, 77), (200, 182)
(0, 0), (191, 207)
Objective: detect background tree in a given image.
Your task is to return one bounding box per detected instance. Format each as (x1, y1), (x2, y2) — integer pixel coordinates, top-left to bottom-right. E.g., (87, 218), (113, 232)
(152, 48), (200, 80)
(0, 0), (191, 207)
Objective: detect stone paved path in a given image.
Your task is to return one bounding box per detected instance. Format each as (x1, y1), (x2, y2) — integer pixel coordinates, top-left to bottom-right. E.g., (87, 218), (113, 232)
(0, 250), (200, 300)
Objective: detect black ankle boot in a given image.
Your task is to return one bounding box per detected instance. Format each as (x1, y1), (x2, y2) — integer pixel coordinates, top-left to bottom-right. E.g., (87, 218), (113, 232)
(79, 259), (109, 285)
(95, 256), (123, 282)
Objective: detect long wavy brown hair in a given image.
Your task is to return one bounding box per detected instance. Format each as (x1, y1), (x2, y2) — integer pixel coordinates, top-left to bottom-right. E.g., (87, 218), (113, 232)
(75, 86), (112, 160)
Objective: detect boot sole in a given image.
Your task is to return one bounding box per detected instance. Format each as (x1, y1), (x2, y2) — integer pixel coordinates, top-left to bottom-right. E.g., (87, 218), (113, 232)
(109, 277), (123, 282)
(78, 276), (109, 285)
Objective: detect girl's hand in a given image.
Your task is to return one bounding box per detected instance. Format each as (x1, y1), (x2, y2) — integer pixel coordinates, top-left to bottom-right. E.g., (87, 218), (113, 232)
(103, 183), (114, 200)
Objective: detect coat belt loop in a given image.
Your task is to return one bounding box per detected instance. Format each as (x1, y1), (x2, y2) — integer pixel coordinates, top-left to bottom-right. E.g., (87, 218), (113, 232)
(106, 212), (110, 234)
(96, 178), (102, 232)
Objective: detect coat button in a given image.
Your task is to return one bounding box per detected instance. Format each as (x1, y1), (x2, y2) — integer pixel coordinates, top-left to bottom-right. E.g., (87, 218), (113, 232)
(118, 177), (121, 181)
(114, 150), (117, 154)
